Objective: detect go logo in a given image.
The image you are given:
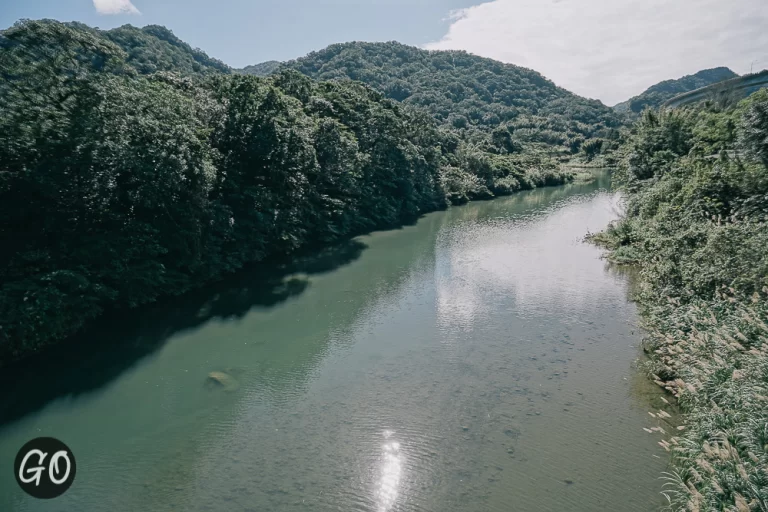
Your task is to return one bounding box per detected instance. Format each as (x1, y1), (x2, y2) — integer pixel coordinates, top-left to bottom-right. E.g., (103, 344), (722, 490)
(14, 437), (76, 499)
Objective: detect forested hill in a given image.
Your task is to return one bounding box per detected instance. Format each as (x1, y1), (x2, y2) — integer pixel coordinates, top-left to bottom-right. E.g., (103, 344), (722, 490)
(0, 19), (574, 362)
(238, 60), (281, 76)
(613, 67), (738, 114)
(285, 42), (623, 146)
(66, 21), (232, 76)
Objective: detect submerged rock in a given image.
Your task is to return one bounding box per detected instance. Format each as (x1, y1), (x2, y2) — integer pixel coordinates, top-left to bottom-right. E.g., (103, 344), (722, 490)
(206, 371), (239, 392)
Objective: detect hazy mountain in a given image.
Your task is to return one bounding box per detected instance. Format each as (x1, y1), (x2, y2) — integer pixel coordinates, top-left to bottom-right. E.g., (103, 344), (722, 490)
(238, 60), (281, 76)
(614, 67), (738, 113)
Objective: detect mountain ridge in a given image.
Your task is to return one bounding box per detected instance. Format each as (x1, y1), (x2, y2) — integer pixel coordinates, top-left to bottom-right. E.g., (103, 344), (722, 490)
(281, 41), (623, 152)
(58, 21), (233, 76)
(613, 66), (738, 113)
(237, 60), (281, 76)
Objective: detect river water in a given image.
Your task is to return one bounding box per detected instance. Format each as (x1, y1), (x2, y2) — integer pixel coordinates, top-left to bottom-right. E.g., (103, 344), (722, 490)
(0, 173), (669, 511)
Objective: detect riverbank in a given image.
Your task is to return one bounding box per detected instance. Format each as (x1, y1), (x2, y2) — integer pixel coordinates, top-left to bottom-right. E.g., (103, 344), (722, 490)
(0, 174), (668, 512)
(589, 96), (768, 510)
(4, 20), (621, 367)
(0, 166), (574, 368)
(2, 20), (584, 366)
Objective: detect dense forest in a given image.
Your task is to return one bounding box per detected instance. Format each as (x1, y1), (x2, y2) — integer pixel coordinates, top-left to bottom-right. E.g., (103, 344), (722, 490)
(592, 91), (768, 509)
(66, 21), (233, 76)
(0, 20), (583, 362)
(284, 42), (624, 154)
(3, 14), (767, 509)
(283, 41), (629, 191)
(613, 67), (738, 114)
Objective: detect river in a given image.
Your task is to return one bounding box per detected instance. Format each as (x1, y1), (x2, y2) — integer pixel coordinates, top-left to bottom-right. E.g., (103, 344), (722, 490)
(0, 172), (669, 511)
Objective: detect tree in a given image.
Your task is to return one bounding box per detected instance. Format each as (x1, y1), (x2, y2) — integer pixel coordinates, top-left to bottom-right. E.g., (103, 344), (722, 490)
(739, 89), (768, 167)
(581, 138), (604, 161)
(0, 20), (578, 362)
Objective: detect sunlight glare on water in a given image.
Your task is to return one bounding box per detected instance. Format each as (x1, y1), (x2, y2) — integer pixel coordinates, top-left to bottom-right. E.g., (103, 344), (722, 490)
(376, 430), (403, 512)
(0, 172), (669, 512)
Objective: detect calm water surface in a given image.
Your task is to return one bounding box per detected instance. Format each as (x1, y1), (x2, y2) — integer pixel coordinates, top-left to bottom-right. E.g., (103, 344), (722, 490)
(0, 173), (670, 511)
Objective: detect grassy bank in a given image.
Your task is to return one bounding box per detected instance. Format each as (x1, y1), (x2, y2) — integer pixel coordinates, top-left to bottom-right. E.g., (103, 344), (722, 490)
(589, 91), (768, 511)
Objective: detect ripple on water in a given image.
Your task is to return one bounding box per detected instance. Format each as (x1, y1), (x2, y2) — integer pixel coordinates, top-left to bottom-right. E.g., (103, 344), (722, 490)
(0, 180), (668, 512)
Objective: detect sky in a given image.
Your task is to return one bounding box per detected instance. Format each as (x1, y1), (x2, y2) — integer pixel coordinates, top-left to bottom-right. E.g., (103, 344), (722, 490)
(1, 0), (767, 105)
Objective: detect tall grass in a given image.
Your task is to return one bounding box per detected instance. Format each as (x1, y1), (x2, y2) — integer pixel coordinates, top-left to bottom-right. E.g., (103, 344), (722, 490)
(592, 91), (768, 511)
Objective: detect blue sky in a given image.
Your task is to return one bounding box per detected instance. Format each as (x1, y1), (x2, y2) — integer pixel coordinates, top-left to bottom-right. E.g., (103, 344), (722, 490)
(0, 0), (478, 68)
(2, 0), (767, 104)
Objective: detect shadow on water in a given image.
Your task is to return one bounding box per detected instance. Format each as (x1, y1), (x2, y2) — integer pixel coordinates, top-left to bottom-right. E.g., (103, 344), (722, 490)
(603, 259), (680, 437)
(0, 239), (368, 427)
(0, 177), (615, 429)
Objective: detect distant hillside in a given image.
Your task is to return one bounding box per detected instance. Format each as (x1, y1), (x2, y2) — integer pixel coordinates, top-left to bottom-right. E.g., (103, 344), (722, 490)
(663, 69), (768, 109)
(285, 42), (623, 147)
(238, 60), (281, 76)
(1, 19), (579, 358)
(614, 67), (738, 113)
(63, 21), (232, 77)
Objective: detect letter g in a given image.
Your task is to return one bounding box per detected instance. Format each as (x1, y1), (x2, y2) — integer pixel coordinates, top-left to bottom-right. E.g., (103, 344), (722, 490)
(19, 449), (47, 487)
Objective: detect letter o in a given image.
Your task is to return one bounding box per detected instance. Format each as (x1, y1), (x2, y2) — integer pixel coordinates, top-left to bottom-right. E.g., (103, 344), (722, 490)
(49, 450), (71, 485)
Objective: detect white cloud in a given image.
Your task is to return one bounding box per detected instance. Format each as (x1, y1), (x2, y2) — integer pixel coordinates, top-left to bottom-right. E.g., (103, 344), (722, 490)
(93, 0), (141, 15)
(425, 0), (768, 105)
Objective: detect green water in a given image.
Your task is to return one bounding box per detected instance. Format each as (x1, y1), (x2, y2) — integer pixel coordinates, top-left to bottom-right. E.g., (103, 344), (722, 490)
(0, 174), (670, 511)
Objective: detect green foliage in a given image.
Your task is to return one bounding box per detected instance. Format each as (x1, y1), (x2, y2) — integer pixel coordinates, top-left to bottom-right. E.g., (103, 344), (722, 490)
(581, 138), (604, 161)
(0, 21), (225, 353)
(102, 23), (232, 76)
(284, 41), (622, 151)
(615, 67), (738, 114)
(238, 60), (281, 77)
(0, 20), (580, 362)
(740, 89), (768, 167)
(567, 135), (585, 154)
(280, 41), (615, 195)
(615, 109), (696, 184)
(490, 124), (521, 155)
(3, 19), (232, 78)
(645, 295), (768, 512)
(594, 91), (768, 511)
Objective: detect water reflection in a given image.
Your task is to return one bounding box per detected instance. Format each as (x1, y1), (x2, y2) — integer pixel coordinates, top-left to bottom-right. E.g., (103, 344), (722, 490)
(0, 174), (669, 512)
(0, 239), (368, 427)
(436, 191), (629, 334)
(375, 430), (403, 512)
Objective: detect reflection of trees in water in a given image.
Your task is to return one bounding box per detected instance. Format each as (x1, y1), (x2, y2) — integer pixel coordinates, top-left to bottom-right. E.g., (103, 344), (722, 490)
(0, 208), (449, 512)
(134, 213), (448, 512)
(0, 210), (449, 428)
(1, 180), (612, 429)
(442, 172), (612, 223)
(603, 261), (674, 418)
(604, 261), (642, 297)
(0, 240), (366, 426)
